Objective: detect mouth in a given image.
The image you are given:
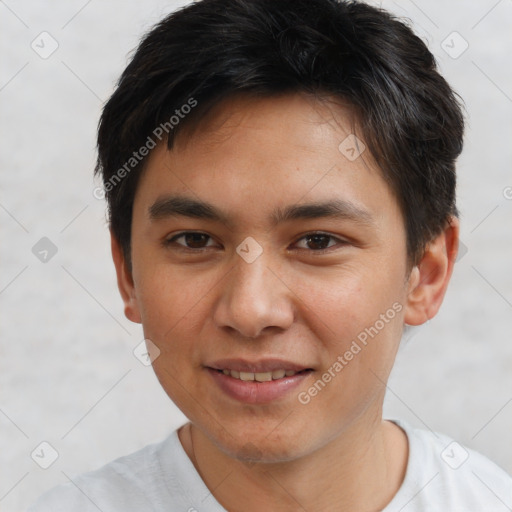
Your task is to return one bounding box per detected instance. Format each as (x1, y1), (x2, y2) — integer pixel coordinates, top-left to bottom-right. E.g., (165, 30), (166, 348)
(212, 368), (312, 382)
(205, 358), (314, 404)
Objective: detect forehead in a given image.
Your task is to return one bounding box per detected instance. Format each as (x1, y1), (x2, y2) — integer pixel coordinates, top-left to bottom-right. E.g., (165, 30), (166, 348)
(133, 93), (403, 231)
(174, 93), (360, 159)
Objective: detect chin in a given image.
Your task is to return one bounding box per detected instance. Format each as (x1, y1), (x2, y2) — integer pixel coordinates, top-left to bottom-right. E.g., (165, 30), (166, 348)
(207, 422), (313, 464)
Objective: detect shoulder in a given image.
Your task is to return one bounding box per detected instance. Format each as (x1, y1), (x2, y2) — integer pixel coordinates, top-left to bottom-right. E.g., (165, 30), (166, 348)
(27, 431), (181, 512)
(385, 418), (512, 512)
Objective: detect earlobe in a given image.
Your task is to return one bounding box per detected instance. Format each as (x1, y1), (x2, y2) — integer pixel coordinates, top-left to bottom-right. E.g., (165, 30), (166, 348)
(403, 217), (459, 326)
(110, 231), (142, 324)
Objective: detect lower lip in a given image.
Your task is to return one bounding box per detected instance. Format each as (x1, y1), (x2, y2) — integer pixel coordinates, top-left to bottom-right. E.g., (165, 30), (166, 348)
(206, 368), (312, 404)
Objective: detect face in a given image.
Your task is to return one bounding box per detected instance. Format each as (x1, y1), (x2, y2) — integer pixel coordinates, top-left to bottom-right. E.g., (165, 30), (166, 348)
(115, 93), (431, 462)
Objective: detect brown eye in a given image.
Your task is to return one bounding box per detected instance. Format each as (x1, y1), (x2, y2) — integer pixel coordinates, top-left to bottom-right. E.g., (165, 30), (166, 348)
(304, 234), (332, 250)
(295, 233), (342, 251)
(165, 232), (217, 249)
(183, 233), (210, 248)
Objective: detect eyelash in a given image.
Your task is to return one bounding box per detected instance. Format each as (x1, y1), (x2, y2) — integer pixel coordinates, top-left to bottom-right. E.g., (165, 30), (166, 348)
(163, 231), (348, 254)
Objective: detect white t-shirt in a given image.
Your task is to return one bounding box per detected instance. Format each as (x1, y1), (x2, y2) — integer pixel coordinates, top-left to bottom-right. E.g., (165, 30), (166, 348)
(27, 418), (512, 512)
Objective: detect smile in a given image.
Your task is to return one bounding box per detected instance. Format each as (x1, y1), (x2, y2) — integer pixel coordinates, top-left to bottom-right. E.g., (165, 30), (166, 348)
(206, 367), (314, 404)
(216, 368), (310, 381)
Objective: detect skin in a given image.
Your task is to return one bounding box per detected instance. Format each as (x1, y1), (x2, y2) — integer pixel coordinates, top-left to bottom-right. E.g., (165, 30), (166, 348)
(112, 93), (459, 511)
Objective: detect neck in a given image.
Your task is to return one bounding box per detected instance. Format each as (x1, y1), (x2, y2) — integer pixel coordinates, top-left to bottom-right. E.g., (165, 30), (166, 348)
(179, 413), (408, 512)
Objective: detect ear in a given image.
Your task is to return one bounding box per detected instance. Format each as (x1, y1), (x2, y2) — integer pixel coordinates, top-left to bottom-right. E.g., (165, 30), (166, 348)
(110, 230), (142, 324)
(403, 217), (459, 326)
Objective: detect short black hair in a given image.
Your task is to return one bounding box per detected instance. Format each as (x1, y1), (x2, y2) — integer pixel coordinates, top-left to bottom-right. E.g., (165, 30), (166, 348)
(96, 0), (464, 267)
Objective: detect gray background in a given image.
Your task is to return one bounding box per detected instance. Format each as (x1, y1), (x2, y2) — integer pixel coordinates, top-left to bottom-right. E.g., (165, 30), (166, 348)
(1, 1), (511, 510)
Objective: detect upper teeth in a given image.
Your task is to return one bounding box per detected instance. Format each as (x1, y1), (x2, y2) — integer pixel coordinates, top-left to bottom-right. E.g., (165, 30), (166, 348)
(221, 369), (298, 381)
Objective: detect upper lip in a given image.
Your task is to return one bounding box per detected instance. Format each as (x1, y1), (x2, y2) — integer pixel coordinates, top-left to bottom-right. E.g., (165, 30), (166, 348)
(206, 358), (313, 373)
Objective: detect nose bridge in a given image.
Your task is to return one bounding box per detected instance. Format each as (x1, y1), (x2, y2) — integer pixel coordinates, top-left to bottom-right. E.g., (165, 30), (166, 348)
(213, 249), (294, 338)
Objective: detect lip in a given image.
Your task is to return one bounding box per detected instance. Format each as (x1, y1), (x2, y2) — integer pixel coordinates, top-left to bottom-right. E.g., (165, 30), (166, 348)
(206, 368), (312, 404)
(205, 358), (314, 404)
(206, 358), (312, 373)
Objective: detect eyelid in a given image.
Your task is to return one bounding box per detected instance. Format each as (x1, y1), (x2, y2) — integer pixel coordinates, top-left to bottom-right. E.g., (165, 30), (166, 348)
(163, 230), (349, 252)
(163, 230), (220, 249)
(291, 231), (349, 251)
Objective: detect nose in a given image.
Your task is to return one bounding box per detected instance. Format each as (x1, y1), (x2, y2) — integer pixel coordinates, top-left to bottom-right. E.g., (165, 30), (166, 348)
(212, 253), (295, 339)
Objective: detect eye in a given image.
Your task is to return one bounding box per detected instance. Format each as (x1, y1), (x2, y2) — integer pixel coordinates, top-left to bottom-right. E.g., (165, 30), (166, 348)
(294, 232), (347, 251)
(164, 231), (219, 250)
(164, 231), (347, 252)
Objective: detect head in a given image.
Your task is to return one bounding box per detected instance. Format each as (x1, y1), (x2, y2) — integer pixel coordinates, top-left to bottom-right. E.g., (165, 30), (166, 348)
(97, 0), (463, 462)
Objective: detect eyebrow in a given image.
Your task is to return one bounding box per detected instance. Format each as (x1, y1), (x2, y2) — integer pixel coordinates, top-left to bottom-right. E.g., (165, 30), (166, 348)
(148, 195), (374, 227)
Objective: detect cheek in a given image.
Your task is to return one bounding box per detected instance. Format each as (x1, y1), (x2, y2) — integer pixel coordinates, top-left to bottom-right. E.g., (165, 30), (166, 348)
(135, 266), (217, 409)
(296, 281), (405, 428)
(291, 265), (403, 341)
(292, 265), (406, 394)
(134, 263), (216, 351)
